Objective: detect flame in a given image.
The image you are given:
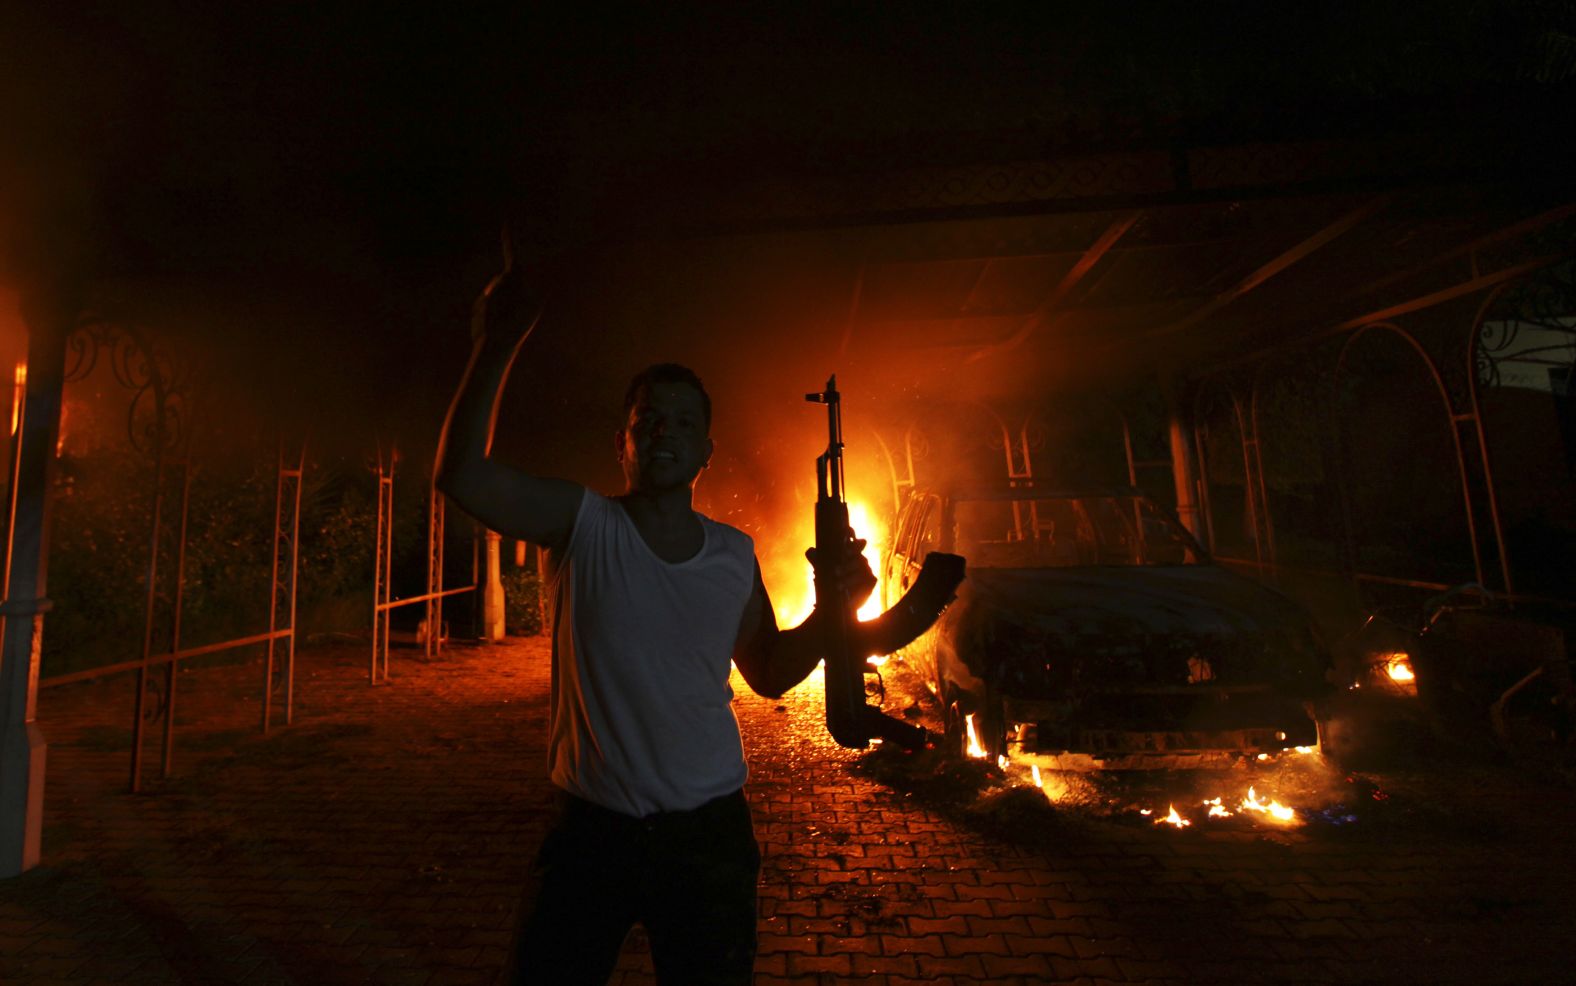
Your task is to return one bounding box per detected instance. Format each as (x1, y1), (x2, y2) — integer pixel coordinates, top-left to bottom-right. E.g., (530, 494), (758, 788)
(1026, 762), (1075, 803)
(963, 712), (988, 759)
(1141, 786), (1302, 828)
(1382, 651), (1416, 684)
(10, 361), (24, 435)
(1240, 786), (1298, 823)
(764, 498), (889, 629)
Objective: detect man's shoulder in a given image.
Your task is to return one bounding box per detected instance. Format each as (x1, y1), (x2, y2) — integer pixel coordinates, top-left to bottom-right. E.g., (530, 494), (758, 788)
(699, 512), (755, 553)
(549, 486), (605, 554)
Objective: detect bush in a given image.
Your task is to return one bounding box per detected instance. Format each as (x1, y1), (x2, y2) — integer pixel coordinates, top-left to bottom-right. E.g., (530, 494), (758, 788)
(502, 563), (544, 636)
(41, 444), (423, 677)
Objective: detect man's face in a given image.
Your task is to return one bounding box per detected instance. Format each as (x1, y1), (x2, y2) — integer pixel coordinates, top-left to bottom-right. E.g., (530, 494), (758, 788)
(616, 381), (713, 493)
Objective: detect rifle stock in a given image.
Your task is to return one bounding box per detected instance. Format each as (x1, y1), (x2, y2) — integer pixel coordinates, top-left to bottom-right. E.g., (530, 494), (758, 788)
(807, 376), (965, 751)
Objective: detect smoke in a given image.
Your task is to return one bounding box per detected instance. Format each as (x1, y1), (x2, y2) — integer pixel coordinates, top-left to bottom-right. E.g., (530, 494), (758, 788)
(473, 227), (1142, 616)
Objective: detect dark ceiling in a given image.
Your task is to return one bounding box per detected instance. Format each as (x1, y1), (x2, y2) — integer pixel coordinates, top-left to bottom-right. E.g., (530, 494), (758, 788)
(2, 3), (1574, 471)
(6, 3), (1574, 266)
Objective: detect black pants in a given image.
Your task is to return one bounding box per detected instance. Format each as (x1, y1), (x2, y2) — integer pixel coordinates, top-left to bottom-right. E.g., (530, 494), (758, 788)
(505, 788), (760, 986)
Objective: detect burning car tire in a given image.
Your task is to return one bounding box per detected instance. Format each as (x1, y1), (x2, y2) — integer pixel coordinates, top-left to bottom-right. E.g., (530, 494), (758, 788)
(939, 677), (1006, 762)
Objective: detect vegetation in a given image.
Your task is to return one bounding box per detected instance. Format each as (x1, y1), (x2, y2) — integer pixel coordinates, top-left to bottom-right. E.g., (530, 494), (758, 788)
(41, 441), (425, 679)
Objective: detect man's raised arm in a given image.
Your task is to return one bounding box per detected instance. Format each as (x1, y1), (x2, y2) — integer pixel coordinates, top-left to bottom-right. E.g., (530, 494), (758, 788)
(434, 256), (583, 550)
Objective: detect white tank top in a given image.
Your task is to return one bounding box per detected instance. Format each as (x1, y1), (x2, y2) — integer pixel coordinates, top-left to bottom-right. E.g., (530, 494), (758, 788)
(545, 490), (755, 816)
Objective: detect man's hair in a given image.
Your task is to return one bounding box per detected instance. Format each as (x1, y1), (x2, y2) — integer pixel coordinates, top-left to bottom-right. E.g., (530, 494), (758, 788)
(622, 363), (712, 429)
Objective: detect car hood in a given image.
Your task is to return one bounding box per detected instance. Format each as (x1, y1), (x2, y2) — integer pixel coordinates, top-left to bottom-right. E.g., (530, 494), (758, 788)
(961, 565), (1308, 637)
(948, 565), (1327, 693)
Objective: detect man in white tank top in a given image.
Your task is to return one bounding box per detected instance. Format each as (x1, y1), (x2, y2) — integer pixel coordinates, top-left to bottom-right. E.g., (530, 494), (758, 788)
(436, 248), (873, 985)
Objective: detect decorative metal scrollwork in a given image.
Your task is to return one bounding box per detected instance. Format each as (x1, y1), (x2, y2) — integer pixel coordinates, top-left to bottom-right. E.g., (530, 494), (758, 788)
(1476, 263), (1576, 391)
(64, 322), (190, 456)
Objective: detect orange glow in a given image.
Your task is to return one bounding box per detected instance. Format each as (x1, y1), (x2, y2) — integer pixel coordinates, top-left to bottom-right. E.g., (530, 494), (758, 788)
(765, 497), (890, 628)
(1382, 652), (1416, 684)
(11, 361), (24, 435)
(1156, 804), (1191, 828)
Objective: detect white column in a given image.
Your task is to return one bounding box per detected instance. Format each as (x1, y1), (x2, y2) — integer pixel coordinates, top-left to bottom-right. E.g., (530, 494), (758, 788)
(483, 530), (505, 641)
(1, 291), (68, 878)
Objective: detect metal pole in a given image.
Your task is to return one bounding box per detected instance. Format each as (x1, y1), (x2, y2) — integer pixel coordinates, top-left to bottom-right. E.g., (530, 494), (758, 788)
(1120, 413), (1139, 487)
(1190, 386), (1218, 553)
(1230, 392), (1262, 569)
(1466, 287), (1518, 597)
(129, 429), (166, 794)
(427, 491), (445, 657)
(423, 488), (435, 658)
(370, 441), (392, 680)
(284, 440), (304, 724)
(263, 438), (284, 732)
(381, 449), (395, 681)
(161, 459), (191, 778)
(370, 453), (380, 682)
(1247, 373), (1278, 579)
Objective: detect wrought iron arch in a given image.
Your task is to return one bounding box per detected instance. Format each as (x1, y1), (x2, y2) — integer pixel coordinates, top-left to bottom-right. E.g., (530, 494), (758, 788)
(1330, 321), (1485, 589)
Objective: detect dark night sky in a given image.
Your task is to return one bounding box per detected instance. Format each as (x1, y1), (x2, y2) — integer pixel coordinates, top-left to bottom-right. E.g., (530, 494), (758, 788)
(2, 3), (1572, 493)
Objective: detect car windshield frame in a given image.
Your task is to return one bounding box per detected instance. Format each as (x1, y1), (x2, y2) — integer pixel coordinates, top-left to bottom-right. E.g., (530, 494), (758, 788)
(947, 489), (1209, 569)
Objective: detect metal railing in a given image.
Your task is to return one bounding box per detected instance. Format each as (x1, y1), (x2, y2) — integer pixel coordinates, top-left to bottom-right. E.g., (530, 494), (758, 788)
(39, 439), (307, 793)
(368, 440), (475, 685)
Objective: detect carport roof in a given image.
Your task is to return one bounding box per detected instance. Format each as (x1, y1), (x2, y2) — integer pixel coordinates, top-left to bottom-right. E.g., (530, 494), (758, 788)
(629, 122), (1575, 398)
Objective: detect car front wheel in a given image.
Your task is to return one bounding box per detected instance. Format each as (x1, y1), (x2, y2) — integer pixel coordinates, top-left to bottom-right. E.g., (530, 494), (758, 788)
(941, 681), (1006, 762)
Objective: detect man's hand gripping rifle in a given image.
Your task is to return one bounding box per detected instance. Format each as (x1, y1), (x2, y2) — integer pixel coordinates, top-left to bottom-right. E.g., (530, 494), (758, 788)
(807, 377), (966, 751)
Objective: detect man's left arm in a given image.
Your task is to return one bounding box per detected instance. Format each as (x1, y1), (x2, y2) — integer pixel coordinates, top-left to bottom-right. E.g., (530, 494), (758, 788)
(732, 546), (875, 699)
(732, 564), (822, 699)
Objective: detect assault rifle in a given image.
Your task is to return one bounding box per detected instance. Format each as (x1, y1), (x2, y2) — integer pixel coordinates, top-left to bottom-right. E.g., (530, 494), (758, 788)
(807, 376), (965, 751)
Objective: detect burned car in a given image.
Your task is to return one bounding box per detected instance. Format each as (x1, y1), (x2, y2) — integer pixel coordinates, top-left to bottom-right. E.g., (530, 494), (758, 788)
(881, 486), (1331, 768)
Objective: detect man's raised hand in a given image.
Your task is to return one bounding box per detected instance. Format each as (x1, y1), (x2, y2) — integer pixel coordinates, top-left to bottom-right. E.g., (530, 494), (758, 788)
(470, 225), (542, 345)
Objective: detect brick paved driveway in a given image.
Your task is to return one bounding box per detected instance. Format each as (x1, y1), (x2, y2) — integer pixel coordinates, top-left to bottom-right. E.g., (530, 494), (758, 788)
(3, 637), (1575, 985)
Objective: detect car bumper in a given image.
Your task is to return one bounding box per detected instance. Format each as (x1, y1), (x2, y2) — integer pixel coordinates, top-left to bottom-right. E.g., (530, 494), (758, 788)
(1000, 685), (1319, 768)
